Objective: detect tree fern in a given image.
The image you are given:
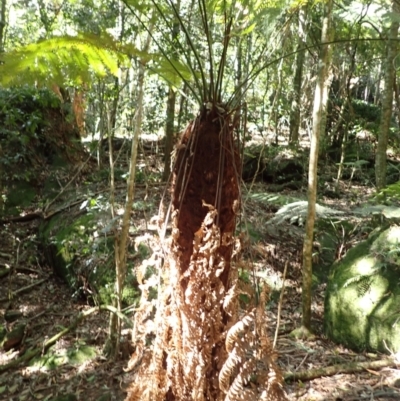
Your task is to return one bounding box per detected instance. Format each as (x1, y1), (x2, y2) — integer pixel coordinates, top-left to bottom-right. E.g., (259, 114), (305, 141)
(123, 0), (293, 107)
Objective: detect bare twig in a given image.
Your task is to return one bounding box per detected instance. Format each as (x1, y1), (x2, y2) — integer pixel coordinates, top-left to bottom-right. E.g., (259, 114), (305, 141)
(273, 260), (288, 349)
(44, 153), (93, 213)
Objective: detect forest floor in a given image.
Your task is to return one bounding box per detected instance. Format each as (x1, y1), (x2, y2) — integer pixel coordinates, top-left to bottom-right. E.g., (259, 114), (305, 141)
(1, 176), (400, 401)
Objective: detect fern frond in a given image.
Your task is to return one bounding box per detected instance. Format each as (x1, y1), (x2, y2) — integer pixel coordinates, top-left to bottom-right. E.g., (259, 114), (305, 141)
(226, 311), (255, 353)
(268, 201), (345, 226)
(0, 33), (130, 87)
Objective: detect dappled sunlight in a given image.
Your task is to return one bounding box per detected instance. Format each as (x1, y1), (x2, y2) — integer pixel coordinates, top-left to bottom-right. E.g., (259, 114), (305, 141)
(354, 256), (376, 275)
(2, 0), (400, 399)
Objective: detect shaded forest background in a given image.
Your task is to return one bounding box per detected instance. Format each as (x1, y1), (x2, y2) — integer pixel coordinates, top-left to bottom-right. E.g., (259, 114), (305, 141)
(1, 0), (400, 400)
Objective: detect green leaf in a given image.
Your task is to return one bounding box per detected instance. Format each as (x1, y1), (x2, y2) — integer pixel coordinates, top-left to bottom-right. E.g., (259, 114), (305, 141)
(240, 22), (256, 35)
(151, 57), (194, 86)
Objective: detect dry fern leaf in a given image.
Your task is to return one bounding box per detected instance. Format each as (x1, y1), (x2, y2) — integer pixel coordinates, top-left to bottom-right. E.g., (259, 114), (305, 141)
(226, 311), (255, 353)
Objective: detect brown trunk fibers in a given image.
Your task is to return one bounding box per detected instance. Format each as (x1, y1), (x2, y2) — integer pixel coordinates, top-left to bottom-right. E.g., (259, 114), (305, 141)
(169, 106), (239, 400)
(125, 105), (287, 401)
(172, 106), (239, 289)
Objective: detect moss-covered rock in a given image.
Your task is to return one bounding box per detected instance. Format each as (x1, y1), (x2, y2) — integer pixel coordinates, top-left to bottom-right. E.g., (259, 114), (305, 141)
(242, 144), (305, 184)
(324, 225), (400, 353)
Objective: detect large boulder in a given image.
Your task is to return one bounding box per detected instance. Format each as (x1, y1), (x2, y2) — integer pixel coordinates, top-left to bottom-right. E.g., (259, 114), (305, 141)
(324, 225), (400, 353)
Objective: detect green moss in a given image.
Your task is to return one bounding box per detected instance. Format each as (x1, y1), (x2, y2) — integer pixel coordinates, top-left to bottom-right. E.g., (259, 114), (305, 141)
(31, 344), (97, 370)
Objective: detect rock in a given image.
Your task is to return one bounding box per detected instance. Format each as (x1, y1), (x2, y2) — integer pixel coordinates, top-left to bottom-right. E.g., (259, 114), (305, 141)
(4, 310), (23, 322)
(241, 145), (305, 183)
(101, 137), (130, 152)
(2, 323), (26, 351)
(324, 225), (400, 353)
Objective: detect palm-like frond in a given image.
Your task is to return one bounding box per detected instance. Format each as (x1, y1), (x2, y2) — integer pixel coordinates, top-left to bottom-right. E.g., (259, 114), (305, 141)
(0, 33), (129, 87)
(268, 201), (345, 226)
(123, 0), (292, 108)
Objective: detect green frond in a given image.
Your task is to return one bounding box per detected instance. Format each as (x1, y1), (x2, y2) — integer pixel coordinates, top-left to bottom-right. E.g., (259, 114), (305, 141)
(151, 57), (194, 86)
(0, 33), (129, 88)
(122, 43), (152, 62)
(124, 0), (150, 13)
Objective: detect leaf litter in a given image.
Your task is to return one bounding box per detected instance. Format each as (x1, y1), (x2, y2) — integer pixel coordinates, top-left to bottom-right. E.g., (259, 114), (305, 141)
(0, 182), (399, 400)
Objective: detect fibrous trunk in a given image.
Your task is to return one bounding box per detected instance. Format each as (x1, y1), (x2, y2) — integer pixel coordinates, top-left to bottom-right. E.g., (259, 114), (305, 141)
(167, 105), (240, 400)
(126, 105), (287, 401)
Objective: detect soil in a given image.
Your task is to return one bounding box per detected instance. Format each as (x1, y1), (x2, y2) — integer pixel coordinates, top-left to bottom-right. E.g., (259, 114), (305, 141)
(1, 159), (400, 401)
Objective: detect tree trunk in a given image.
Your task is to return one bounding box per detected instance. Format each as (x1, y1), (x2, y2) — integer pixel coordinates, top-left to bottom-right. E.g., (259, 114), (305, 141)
(301, 0), (333, 333)
(271, 58), (284, 145)
(162, 0), (180, 182)
(335, 28), (359, 189)
(106, 0), (125, 358)
(106, 13), (154, 358)
(0, 0), (4, 211)
(0, 0), (6, 52)
(375, 0), (399, 190)
(289, 6), (307, 145)
(96, 81), (106, 168)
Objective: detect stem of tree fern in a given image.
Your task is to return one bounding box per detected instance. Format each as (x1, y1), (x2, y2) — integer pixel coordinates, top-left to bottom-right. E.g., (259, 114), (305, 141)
(167, 0), (208, 101)
(124, 0), (201, 104)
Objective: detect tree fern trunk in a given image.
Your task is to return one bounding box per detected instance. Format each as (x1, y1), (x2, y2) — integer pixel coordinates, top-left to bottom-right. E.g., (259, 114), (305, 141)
(126, 104), (288, 401)
(166, 106), (239, 399)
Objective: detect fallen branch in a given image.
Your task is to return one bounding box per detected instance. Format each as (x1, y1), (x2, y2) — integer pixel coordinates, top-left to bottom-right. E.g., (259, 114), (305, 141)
(273, 260), (288, 349)
(284, 357), (398, 382)
(0, 305), (131, 374)
(0, 212), (43, 224)
(0, 267), (44, 279)
(0, 197), (88, 225)
(0, 278), (48, 303)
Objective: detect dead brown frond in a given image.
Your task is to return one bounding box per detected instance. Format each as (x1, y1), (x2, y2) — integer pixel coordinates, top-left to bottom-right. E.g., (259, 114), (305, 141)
(125, 106), (288, 401)
(219, 285), (288, 401)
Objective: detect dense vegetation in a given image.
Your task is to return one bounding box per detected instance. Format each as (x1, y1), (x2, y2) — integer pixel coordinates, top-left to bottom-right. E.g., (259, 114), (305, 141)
(1, 1), (400, 400)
